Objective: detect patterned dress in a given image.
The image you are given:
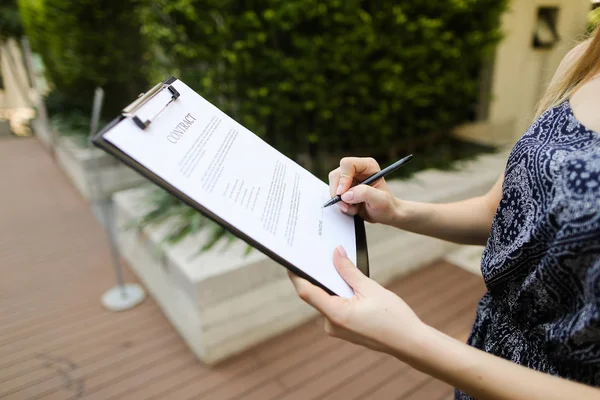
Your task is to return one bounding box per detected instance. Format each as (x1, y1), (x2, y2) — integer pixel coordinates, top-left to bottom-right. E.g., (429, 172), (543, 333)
(455, 100), (600, 399)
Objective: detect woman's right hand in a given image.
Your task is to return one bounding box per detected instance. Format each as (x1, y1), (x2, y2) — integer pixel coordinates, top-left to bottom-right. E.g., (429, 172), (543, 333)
(328, 157), (400, 225)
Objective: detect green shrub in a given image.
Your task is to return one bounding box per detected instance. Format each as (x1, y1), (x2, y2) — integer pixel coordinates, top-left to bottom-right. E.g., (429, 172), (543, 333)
(130, 187), (254, 257)
(136, 0), (507, 255)
(590, 6), (600, 29)
(18, 0), (149, 120)
(0, 0), (23, 40)
(141, 0), (507, 174)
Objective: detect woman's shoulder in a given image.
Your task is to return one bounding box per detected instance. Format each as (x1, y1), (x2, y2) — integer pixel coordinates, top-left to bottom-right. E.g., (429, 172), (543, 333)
(570, 75), (600, 135)
(562, 36), (600, 134)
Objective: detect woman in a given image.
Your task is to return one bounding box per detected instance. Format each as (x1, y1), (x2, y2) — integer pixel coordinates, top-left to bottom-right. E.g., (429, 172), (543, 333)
(288, 26), (600, 399)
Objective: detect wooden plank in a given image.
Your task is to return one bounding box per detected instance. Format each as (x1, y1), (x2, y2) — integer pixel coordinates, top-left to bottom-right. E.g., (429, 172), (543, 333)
(440, 393), (458, 400)
(176, 338), (345, 399)
(276, 349), (383, 400)
(6, 337), (187, 400)
(77, 353), (199, 400)
(324, 356), (406, 400)
(0, 300), (151, 350)
(0, 303), (108, 342)
(1, 325), (177, 398)
(401, 377), (455, 400)
(151, 356), (260, 400)
(0, 314), (168, 383)
(119, 364), (215, 400)
(425, 281), (484, 330)
(0, 305), (160, 369)
(369, 367), (430, 399)
(0, 266), (137, 315)
(277, 342), (361, 389)
(251, 317), (324, 363)
(239, 382), (285, 400)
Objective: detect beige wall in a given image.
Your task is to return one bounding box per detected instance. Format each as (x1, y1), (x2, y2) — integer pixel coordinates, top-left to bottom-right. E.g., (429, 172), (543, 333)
(0, 38), (33, 110)
(0, 38), (37, 136)
(456, 0), (591, 146)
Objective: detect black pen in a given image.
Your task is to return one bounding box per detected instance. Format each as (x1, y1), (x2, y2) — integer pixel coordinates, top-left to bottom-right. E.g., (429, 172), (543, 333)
(322, 154), (414, 208)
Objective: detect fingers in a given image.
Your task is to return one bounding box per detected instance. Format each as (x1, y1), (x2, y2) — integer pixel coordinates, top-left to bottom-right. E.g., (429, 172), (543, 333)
(328, 168), (341, 198)
(338, 157), (380, 195)
(333, 246), (365, 292)
(287, 271), (338, 316)
(327, 168), (362, 214)
(328, 158), (381, 214)
(343, 204), (360, 216)
(340, 184), (389, 209)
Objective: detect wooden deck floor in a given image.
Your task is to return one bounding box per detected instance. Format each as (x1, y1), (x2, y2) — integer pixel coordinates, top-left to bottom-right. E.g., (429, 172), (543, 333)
(0, 138), (486, 400)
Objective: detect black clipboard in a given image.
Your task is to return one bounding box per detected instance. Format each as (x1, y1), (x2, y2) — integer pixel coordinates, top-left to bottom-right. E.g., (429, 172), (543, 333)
(92, 76), (369, 296)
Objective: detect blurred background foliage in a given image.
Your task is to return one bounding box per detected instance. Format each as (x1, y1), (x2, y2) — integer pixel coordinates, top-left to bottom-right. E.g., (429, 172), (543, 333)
(18, 0), (149, 123)
(590, 4), (600, 28)
(14, 0), (507, 253)
(140, 0), (506, 176)
(136, 0), (506, 252)
(0, 0), (23, 41)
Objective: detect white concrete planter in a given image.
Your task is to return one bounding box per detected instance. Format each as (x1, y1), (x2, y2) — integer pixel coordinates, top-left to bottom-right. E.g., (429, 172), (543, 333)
(55, 136), (146, 200)
(0, 120), (11, 138)
(113, 150), (509, 365)
(32, 118), (55, 151)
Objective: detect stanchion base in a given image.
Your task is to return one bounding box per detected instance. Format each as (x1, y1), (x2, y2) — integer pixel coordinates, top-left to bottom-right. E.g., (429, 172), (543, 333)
(101, 284), (146, 312)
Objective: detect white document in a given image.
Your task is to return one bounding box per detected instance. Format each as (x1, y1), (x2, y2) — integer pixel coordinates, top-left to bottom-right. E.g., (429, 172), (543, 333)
(104, 79), (357, 298)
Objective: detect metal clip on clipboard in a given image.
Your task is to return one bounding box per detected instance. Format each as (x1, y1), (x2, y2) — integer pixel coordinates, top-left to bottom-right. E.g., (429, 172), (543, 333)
(122, 81), (180, 130)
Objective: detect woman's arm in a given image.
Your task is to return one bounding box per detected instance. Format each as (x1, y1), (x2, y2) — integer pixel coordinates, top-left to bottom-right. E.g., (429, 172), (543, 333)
(288, 248), (600, 400)
(391, 173), (503, 245)
(400, 325), (600, 400)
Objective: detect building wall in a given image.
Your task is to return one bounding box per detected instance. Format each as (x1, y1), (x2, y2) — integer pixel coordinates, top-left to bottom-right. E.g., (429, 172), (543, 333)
(456, 0), (592, 146)
(0, 38), (32, 110)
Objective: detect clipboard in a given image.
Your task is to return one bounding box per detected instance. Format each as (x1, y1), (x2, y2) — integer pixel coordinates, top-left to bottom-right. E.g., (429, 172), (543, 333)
(92, 76), (369, 296)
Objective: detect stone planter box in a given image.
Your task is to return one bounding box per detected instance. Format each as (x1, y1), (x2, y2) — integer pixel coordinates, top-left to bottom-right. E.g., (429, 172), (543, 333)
(113, 150), (509, 365)
(55, 136), (146, 200)
(0, 120), (11, 138)
(32, 118), (55, 151)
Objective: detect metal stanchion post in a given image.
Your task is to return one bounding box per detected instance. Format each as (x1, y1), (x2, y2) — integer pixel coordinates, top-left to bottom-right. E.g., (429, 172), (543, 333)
(87, 87), (145, 311)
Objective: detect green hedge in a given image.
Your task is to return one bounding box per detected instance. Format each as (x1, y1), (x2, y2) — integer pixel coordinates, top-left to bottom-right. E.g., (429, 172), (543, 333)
(141, 0), (507, 174)
(0, 0), (23, 40)
(590, 6), (600, 29)
(18, 0), (149, 119)
(14, 0), (507, 254)
(136, 0), (506, 254)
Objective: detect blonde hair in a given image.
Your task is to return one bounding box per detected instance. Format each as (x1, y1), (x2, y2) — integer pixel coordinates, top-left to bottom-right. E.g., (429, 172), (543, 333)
(534, 26), (600, 120)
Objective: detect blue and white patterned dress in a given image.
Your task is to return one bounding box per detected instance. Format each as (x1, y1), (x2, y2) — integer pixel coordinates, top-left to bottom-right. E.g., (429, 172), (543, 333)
(456, 100), (600, 399)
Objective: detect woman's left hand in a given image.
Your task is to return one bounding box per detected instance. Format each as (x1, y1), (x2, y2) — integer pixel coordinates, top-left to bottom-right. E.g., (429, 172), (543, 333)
(288, 246), (426, 356)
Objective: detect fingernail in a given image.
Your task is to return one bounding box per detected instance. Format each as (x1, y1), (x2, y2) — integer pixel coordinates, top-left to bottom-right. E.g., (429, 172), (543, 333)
(336, 184), (343, 195)
(341, 191), (353, 201)
(338, 202), (349, 212)
(336, 246), (347, 258)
